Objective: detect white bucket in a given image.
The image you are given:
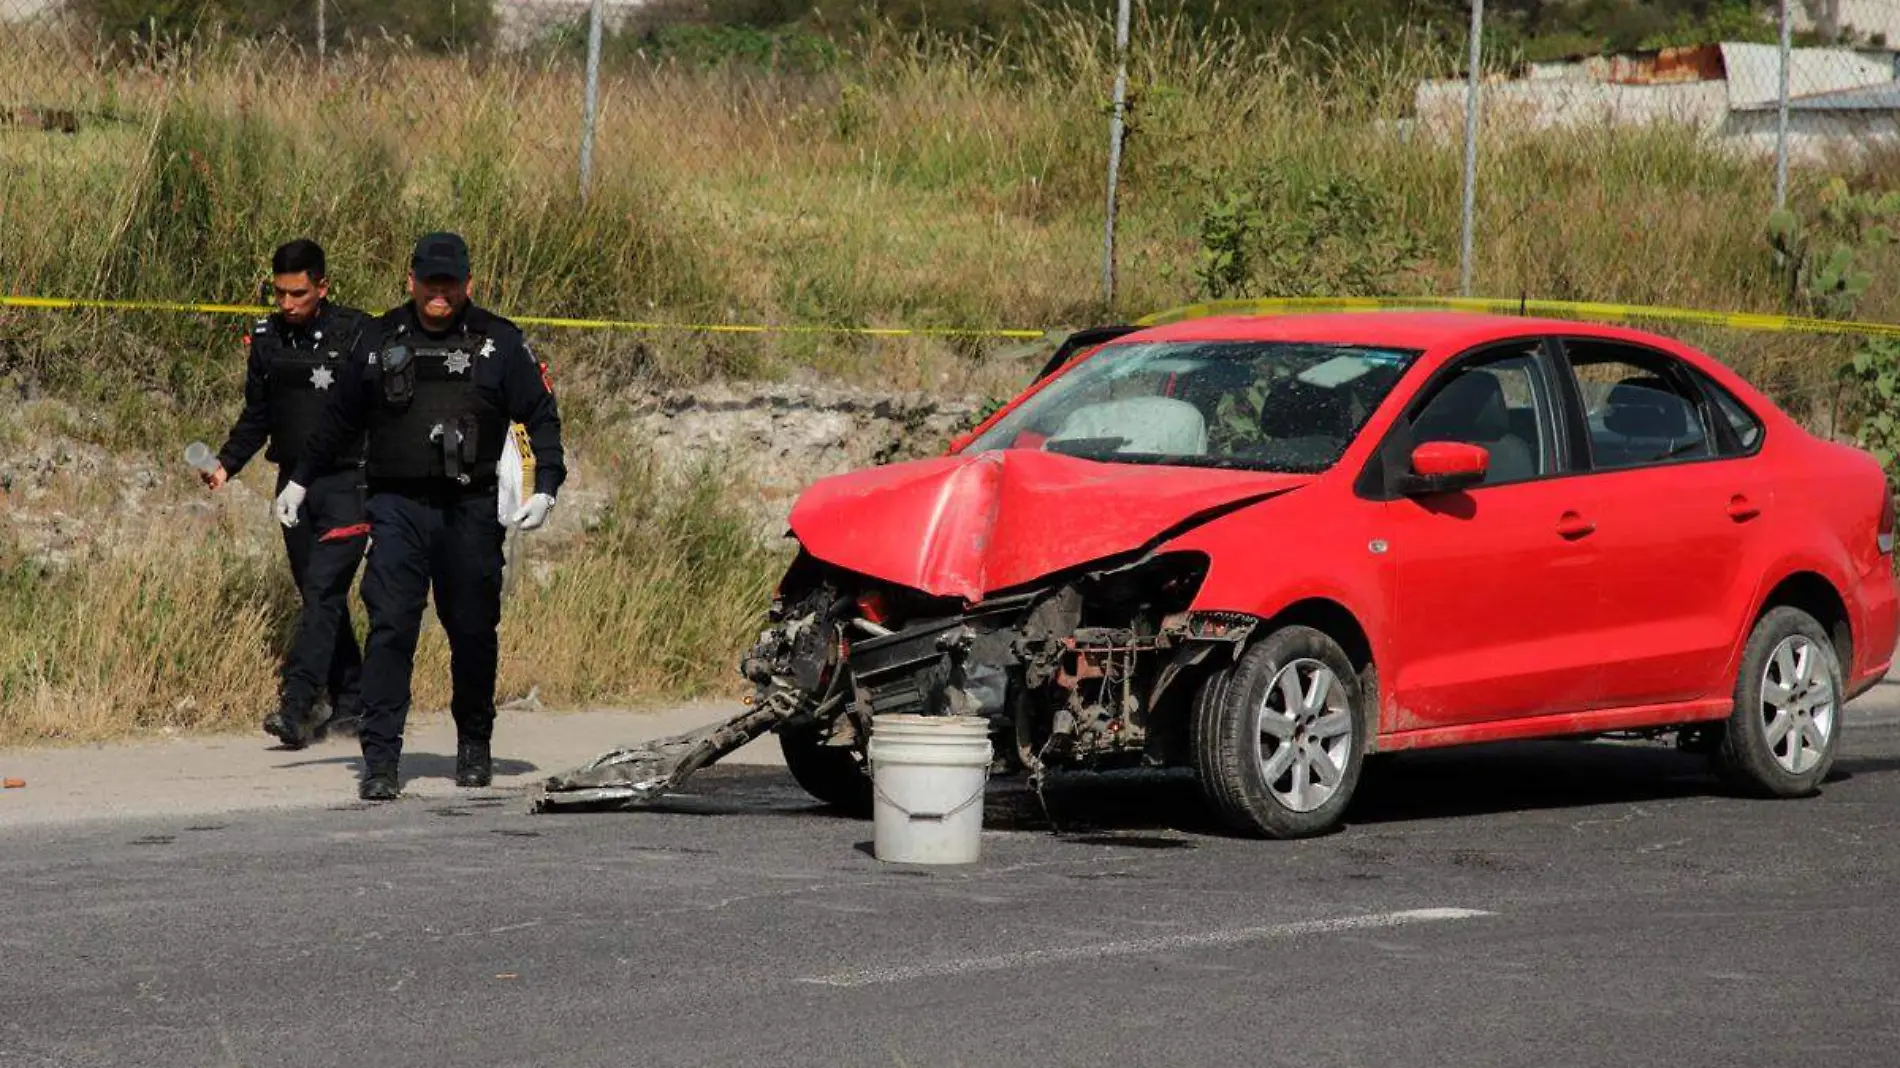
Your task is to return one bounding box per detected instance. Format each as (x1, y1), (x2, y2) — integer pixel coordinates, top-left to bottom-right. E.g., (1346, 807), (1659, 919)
(867, 714), (992, 865)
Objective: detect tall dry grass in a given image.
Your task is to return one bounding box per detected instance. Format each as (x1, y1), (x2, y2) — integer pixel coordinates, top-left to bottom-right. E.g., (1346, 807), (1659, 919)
(3, 8), (1899, 740)
(6, 8), (1890, 408)
(0, 444), (785, 746)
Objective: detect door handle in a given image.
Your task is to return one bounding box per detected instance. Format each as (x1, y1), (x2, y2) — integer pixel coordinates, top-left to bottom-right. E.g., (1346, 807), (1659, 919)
(1727, 494), (1761, 522)
(1556, 511), (1595, 539)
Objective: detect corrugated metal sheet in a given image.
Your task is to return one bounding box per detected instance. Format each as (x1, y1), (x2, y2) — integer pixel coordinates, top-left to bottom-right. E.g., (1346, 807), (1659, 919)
(1720, 42), (1895, 108)
(1734, 82), (1900, 112)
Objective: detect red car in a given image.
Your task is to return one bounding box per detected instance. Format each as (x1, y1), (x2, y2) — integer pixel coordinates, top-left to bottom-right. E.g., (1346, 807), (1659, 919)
(549, 313), (1898, 838)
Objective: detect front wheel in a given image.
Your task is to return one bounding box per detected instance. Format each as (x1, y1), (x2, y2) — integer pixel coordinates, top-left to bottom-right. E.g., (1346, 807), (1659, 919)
(779, 722), (872, 816)
(1192, 627), (1369, 838)
(1713, 606), (1844, 797)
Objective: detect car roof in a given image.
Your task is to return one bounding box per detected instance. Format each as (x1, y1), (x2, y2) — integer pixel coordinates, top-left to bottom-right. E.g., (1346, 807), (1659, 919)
(1124, 311), (1671, 353)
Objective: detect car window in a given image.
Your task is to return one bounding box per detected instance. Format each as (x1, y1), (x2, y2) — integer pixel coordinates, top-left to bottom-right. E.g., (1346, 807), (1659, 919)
(1563, 342), (1713, 470)
(965, 340), (1418, 473)
(1408, 345), (1551, 485)
(1690, 368), (1765, 454)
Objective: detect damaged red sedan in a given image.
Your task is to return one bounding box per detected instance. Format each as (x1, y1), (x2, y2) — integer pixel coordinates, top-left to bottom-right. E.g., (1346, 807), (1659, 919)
(543, 313), (1897, 838)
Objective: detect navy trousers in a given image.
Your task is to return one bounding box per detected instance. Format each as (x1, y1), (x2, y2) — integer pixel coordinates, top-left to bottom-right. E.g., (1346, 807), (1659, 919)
(356, 486), (506, 769)
(275, 469), (366, 716)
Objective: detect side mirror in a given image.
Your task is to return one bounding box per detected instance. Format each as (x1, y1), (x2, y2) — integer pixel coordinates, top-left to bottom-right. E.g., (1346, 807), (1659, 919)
(1401, 441), (1488, 495)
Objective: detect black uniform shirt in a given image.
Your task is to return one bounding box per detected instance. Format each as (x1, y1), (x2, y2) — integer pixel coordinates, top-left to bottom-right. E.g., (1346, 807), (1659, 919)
(293, 301), (566, 499)
(215, 301), (369, 476)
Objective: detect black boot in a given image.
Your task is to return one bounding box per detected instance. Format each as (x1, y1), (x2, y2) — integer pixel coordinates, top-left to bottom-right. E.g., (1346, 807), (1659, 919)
(455, 741), (492, 788)
(262, 704), (319, 750)
(322, 696), (363, 739)
(359, 762), (400, 801)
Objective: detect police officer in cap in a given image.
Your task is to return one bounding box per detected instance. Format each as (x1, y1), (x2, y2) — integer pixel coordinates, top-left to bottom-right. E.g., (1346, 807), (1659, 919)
(282, 232), (564, 801)
(206, 238), (370, 748)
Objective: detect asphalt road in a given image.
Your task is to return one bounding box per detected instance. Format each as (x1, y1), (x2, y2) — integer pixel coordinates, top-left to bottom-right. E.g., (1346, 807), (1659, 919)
(6, 700), (1900, 1067)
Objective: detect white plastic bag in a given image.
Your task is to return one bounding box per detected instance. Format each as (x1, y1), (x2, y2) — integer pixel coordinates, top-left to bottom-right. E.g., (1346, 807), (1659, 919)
(498, 424), (525, 526)
(498, 424), (530, 597)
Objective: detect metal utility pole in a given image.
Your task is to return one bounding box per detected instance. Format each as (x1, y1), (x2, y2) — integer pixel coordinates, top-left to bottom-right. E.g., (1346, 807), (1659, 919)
(1459, 0), (1484, 297)
(580, 0), (606, 202)
(1102, 0), (1132, 309)
(1775, 0), (1793, 210)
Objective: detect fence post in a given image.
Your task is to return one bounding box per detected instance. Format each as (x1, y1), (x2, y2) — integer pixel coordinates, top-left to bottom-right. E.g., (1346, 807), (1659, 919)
(317, 0), (326, 62)
(1459, 0), (1484, 298)
(1775, 0), (1793, 210)
(1102, 0), (1132, 311)
(579, 0), (606, 203)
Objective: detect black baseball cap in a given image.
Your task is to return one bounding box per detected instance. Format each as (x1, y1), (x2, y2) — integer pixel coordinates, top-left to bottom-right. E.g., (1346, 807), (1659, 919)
(411, 231), (470, 281)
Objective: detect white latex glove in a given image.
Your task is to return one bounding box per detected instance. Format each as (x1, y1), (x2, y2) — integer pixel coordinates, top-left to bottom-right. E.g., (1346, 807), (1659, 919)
(510, 492), (555, 532)
(275, 481), (308, 529)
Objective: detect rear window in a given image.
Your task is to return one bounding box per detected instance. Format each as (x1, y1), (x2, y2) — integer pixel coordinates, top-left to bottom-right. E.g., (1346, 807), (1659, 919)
(1692, 370), (1765, 455)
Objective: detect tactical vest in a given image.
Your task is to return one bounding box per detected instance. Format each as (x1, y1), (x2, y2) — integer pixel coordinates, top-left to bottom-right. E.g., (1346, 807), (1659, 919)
(260, 319), (359, 468)
(364, 329), (507, 484)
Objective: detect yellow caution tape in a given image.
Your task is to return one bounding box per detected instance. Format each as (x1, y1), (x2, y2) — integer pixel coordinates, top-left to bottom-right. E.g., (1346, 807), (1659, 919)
(1135, 295), (1900, 340)
(0, 295), (278, 317)
(6, 291), (1897, 341)
(510, 313), (1046, 339)
(0, 294), (1047, 340)
(512, 422), (535, 482)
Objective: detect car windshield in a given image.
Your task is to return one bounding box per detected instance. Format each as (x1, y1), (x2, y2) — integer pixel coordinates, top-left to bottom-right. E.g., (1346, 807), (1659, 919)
(966, 340), (1419, 472)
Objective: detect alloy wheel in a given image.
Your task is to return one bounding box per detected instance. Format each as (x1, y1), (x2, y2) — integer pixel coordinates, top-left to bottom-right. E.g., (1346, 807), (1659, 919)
(1758, 635), (1836, 776)
(1254, 658), (1354, 812)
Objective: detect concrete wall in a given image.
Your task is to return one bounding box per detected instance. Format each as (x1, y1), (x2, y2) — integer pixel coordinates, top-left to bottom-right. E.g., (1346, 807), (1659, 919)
(1723, 108), (1900, 160)
(1414, 70), (1899, 161)
(1796, 1), (1900, 44)
(497, 0), (651, 49)
(1414, 79), (1730, 138)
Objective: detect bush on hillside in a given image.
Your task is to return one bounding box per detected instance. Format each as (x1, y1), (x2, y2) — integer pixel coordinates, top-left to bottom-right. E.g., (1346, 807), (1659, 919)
(632, 0), (1790, 58)
(68, 0), (497, 54)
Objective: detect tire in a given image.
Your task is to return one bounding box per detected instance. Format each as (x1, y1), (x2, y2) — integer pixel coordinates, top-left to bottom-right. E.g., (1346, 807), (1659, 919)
(1713, 606), (1844, 798)
(1192, 626), (1370, 838)
(779, 722), (872, 815)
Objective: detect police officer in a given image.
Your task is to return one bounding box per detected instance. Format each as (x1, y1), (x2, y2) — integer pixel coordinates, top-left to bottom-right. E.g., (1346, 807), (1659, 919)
(281, 232), (564, 801)
(206, 238), (370, 749)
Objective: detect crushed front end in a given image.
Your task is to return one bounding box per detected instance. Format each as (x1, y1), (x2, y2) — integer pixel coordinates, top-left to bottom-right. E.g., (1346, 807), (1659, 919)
(535, 547), (1256, 812)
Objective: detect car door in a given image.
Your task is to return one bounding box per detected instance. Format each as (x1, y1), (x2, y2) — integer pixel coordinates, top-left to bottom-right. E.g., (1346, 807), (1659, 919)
(1551, 337), (1765, 709)
(1381, 339), (1609, 731)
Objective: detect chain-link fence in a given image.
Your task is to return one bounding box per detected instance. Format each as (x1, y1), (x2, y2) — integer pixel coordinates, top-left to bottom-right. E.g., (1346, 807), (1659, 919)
(0, 0), (634, 183)
(1436, 0), (1900, 294)
(2, 1), (1897, 333)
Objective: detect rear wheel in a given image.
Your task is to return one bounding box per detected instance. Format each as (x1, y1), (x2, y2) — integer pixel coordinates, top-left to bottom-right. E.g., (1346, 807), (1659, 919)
(1192, 626), (1369, 838)
(1713, 606), (1843, 797)
(779, 723), (872, 815)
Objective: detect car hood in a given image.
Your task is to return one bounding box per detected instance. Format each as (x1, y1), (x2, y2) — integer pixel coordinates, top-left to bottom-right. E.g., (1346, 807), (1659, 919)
(789, 449), (1310, 602)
